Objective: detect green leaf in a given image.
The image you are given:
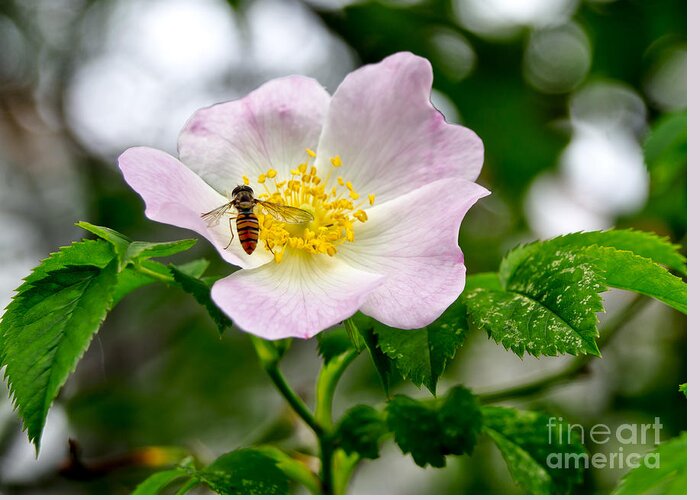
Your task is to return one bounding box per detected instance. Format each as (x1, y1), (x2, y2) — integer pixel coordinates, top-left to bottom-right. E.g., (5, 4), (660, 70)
(169, 265), (232, 334)
(613, 433), (686, 494)
(253, 446), (320, 494)
(466, 250), (605, 357)
(1, 259), (118, 449)
(76, 221), (131, 269)
(467, 230), (687, 357)
(679, 383), (687, 397)
(387, 395), (443, 467)
(133, 469), (191, 495)
(126, 239), (197, 262)
(375, 299), (468, 394)
(482, 406), (586, 494)
(576, 245), (686, 313)
(16, 239), (115, 292)
(465, 272), (501, 291)
(359, 326), (392, 395)
(77, 221), (199, 271)
(174, 258), (210, 279)
(335, 405), (387, 460)
(113, 259), (212, 305)
(501, 233), (686, 313)
(113, 259), (175, 304)
(113, 268), (158, 305)
(438, 386), (482, 456)
(316, 327), (355, 364)
(196, 449), (289, 495)
(343, 316), (365, 352)
(386, 386), (481, 468)
(502, 229), (686, 277)
(1, 239), (114, 369)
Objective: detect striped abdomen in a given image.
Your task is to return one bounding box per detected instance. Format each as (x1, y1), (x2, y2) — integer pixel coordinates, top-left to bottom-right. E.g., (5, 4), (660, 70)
(236, 212), (259, 255)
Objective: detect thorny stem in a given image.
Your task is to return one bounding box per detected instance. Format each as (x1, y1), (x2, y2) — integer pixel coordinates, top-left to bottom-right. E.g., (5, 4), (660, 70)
(477, 294), (651, 404)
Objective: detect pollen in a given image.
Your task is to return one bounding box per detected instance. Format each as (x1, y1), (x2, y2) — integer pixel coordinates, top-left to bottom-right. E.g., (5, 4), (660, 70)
(249, 154), (372, 263)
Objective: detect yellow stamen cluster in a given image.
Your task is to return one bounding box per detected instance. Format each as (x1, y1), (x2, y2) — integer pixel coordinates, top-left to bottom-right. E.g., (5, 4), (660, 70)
(244, 150), (375, 263)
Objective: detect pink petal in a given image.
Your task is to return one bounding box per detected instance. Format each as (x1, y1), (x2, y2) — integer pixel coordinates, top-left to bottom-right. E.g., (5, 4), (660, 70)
(211, 255), (384, 340)
(338, 178), (490, 329)
(316, 52), (484, 204)
(118, 147), (272, 269)
(177, 76), (331, 194)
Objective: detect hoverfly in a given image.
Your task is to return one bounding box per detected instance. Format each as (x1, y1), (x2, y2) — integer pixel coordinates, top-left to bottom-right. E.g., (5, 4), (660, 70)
(201, 185), (314, 254)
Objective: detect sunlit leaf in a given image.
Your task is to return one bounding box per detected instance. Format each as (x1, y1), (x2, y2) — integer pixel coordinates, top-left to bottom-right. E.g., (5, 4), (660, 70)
(501, 229), (686, 277)
(466, 230), (687, 357)
(1, 254), (118, 449)
(466, 251), (604, 357)
(76, 221), (131, 269)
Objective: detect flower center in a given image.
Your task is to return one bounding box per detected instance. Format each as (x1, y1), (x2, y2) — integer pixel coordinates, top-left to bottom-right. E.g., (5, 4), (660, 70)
(243, 150), (375, 263)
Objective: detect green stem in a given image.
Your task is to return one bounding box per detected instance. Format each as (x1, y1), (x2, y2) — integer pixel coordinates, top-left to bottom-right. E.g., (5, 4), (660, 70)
(252, 324), (362, 495)
(315, 350), (359, 430)
(263, 362), (324, 436)
(315, 348), (359, 495)
(258, 357), (334, 494)
(250, 337), (322, 436)
(319, 436), (335, 495)
(333, 451), (361, 494)
(133, 261), (174, 283)
(478, 294), (650, 404)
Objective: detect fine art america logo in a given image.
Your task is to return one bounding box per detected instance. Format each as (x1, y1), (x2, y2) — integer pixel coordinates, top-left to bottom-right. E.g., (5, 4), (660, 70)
(546, 417), (663, 469)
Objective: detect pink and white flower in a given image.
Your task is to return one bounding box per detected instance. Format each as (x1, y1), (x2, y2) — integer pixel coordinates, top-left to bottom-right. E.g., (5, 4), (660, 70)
(117, 52), (489, 340)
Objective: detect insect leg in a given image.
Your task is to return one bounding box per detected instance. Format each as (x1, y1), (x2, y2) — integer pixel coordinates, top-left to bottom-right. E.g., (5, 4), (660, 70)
(224, 217), (236, 250)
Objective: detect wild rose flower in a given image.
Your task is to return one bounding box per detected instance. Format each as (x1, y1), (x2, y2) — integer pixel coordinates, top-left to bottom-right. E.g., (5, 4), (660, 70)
(118, 52), (489, 340)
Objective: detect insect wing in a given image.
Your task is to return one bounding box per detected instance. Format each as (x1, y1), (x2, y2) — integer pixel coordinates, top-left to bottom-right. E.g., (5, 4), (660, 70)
(201, 201), (235, 227)
(257, 200), (314, 224)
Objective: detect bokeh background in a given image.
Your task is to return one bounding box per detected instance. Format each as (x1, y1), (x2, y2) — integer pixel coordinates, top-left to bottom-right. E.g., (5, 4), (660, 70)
(0, 0), (686, 494)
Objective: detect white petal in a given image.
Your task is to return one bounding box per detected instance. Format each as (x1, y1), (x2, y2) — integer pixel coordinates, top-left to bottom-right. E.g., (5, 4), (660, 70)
(338, 178), (489, 329)
(177, 76), (331, 195)
(316, 52), (484, 204)
(211, 254), (384, 340)
(118, 147), (272, 268)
